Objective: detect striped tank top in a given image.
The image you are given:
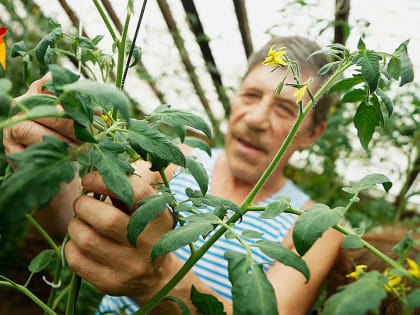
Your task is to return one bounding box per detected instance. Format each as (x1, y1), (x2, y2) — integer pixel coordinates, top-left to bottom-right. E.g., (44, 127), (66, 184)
(98, 148), (309, 314)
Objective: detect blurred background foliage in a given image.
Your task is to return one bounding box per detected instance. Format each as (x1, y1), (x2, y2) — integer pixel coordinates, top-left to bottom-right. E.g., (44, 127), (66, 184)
(0, 0), (419, 314)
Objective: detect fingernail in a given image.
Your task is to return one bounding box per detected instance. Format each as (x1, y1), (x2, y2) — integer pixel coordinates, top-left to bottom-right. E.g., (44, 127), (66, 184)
(82, 173), (95, 186)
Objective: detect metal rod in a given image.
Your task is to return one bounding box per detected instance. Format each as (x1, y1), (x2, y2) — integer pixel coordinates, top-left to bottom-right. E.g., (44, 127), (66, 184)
(232, 0), (253, 58)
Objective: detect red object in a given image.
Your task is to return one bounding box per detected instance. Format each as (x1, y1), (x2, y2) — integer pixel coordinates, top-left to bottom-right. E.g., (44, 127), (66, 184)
(0, 27), (7, 37)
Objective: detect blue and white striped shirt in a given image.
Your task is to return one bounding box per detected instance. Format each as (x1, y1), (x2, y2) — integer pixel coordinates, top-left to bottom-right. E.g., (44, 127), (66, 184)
(98, 148), (309, 314)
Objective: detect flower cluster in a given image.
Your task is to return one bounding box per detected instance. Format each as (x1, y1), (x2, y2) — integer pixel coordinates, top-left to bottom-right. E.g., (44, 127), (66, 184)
(101, 111), (120, 127)
(406, 258), (420, 280)
(263, 45), (287, 67)
(294, 85), (308, 104)
(383, 268), (409, 294)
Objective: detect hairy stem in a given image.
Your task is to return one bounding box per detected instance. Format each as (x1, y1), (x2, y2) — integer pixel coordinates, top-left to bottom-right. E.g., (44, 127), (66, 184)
(135, 61), (352, 314)
(92, 0), (117, 41)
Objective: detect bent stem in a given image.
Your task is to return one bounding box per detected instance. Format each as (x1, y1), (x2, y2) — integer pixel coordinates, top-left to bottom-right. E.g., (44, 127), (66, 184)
(135, 61), (352, 315)
(0, 279), (57, 315)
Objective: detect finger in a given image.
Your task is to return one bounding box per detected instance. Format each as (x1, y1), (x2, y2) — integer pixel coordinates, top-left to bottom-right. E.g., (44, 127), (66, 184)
(8, 120), (77, 147)
(73, 195), (130, 245)
(34, 116), (78, 142)
(64, 240), (120, 295)
(81, 171), (156, 203)
(68, 217), (134, 267)
(28, 72), (54, 95)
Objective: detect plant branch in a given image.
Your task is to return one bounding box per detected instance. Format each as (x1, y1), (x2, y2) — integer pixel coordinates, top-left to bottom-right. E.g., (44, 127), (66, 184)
(25, 214), (59, 254)
(92, 0), (117, 41)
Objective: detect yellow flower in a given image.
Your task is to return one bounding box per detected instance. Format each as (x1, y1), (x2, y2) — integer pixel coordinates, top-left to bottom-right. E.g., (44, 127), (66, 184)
(407, 258), (420, 279)
(263, 45), (288, 67)
(294, 85), (308, 104)
(346, 264), (367, 280)
(102, 113), (111, 127)
(383, 268), (409, 293)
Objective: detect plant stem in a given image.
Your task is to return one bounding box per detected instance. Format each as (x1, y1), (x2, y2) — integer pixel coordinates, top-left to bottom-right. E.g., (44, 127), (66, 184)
(92, 0), (117, 41)
(53, 284), (70, 310)
(65, 271), (82, 315)
(24, 272), (34, 288)
(135, 61), (352, 314)
(25, 214), (59, 254)
(45, 251), (63, 313)
(115, 10), (130, 89)
(0, 281), (57, 315)
(0, 112), (66, 130)
(159, 169), (170, 188)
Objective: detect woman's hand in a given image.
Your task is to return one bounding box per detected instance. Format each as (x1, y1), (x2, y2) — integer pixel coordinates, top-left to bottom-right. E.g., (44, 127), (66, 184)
(65, 171), (175, 301)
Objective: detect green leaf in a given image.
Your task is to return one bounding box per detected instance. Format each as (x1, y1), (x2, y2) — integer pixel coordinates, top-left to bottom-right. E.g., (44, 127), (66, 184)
(392, 231), (416, 255)
(202, 195), (241, 216)
(91, 149), (134, 210)
(59, 80), (130, 125)
(387, 57), (401, 80)
(186, 156), (208, 196)
(10, 40), (27, 57)
(342, 235), (364, 249)
(48, 64), (80, 91)
(328, 75), (364, 94)
(91, 35), (104, 46)
(323, 271), (387, 315)
(0, 136), (75, 223)
(0, 78), (12, 94)
(370, 94), (384, 126)
(407, 288), (420, 308)
(225, 251), (278, 315)
(394, 40), (414, 86)
(154, 105), (212, 139)
(341, 89), (367, 103)
(255, 240), (310, 282)
(354, 102), (379, 150)
(184, 137), (212, 157)
(184, 213), (220, 224)
(307, 49), (343, 60)
(259, 199), (289, 219)
(151, 222), (213, 261)
(342, 173), (392, 195)
(318, 61), (340, 76)
(352, 50), (381, 92)
(28, 249), (56, 273)
(376, 89), (393, 117)
(10, 94), (58, 116)
(293, 204), (343, 256)
(190, 285), (226, 315)
(127, 192), (174, 247)
(74, 121), (97, 143)
(242, 230), (264, 239)
(174, 204), (193, 214)
(35, 27), (62, 65)
(128, 119), (185, 167)
(163, 297), (191, 315)
(357, 37), (366, 51)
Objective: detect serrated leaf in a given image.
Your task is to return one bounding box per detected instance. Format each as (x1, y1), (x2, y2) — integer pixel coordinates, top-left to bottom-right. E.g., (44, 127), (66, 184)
(259, 200), (289, 219)
(91, 149), (134, 210)
(163, 296), (191, 315)
(35, 27), (62, 65)
(353, 50), (381, 92)
(127, 192), (174, 247)
(184, 213), (220, 224)
(354, 102), (379, 150)
(255, 240), (310, 282)
(151, 222), (213, 260)
(328, 75), (364, 94)
(387, 57), (401, 80)
(357, 37), (366, 51)
(308, 49), (343, 60)
(10, 40), (27, 57)
(225, 251), (277, 315)
(154, 105), (212, 139)
(128, 119), (185, 167)
(323, 271), (387, 315)
(392, 231), (416, 255)
(0, 136), (75, 223)
(376, 89), (393, 117)
(190, 285), (226, 315)
(184, 137), (212, 157)
(98, 138), (125, 153)
(28, 249), (56, 273)
(342, 173), (392, 195)
(394, 40), (414, 86)
(407, 288), (420, 308)
(174, 204), (193, 213)
(242, 230), (264, 239)
(0, 78), (12, 94)
(202, 195), (241, 215)
(342, 235), (364, 249)
(186, 156), (208, 196)
(341, 89), (367, 103)
(293, 204), (343, 256)
(59, 80), (130, 125)
(48, 64), (80, 91)
(91, 35), (104, 46)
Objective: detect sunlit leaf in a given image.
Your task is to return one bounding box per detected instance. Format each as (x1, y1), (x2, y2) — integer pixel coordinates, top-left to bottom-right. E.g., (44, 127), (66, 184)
(342, 173), (392, 195)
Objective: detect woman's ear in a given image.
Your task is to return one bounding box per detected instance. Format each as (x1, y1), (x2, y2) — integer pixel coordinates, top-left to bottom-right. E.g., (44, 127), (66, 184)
(298, 120), (327, 150)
